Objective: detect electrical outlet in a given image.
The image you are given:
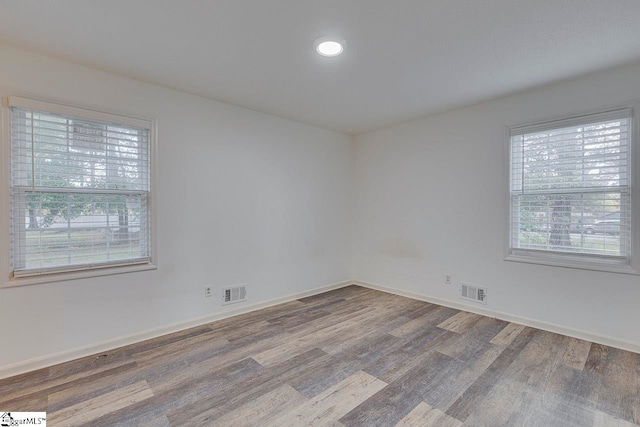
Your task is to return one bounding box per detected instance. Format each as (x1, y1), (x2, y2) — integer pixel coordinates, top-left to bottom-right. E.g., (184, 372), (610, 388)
(445, 274), (452, 285)
(205, 286), (212, 297)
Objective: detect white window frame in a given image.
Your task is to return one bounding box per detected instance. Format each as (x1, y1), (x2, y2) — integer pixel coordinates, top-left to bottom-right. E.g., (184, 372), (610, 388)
(505, 103), (640, 275)
(1, 96), (157, 287)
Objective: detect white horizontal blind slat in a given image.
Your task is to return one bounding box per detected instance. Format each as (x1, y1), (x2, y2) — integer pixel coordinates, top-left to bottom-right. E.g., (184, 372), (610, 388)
(11, 107), (150, 191)
(8, 96), (151, 129)
(510, 112), (632, 262)
(9, 104), (152, 276)
(509, 108), (632, 136)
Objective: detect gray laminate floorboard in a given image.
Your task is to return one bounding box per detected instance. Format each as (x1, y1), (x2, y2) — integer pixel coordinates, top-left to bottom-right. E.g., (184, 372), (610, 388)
(1, 285), (638, 427)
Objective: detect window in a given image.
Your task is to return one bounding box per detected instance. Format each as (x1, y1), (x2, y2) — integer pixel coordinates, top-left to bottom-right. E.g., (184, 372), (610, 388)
(5, 97), (155, 283)
(508, 108), (637, 272)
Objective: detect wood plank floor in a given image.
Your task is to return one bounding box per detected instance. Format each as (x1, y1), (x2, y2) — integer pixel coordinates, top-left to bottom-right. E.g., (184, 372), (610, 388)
(2, 285), (639, 426)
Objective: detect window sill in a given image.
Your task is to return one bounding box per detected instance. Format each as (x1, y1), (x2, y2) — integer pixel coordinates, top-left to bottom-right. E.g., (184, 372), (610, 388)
(505, 253), (639, 275)
(3, 262), (157, 288)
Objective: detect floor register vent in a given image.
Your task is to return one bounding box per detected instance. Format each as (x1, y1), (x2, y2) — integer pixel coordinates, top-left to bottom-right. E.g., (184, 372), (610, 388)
(223, 285), (247, 305)
(459, 283), (487, 304)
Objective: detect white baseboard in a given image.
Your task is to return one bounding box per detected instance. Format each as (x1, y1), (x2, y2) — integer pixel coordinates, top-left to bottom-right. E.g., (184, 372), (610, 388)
(4, 278), (638, 380)
(354, 279), (640, 355)
(0, 280), (354, 380)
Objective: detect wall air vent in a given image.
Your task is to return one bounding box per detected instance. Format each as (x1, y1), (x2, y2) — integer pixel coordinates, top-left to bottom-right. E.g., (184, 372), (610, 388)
(223, 285), (247, 305)
(459, 283), (487, 305)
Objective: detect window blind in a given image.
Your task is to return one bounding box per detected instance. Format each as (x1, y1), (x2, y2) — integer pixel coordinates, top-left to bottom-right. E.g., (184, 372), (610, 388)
(9, 102), (151, 277)
(510, 110), (632, 263)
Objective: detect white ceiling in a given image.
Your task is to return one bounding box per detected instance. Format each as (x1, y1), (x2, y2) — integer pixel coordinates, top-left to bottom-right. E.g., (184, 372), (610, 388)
(1, 1), (640, 135)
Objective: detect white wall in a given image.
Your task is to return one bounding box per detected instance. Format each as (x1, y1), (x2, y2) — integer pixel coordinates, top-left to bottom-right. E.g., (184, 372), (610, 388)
(353, 61), (640, 347)
(0, 45), (354, 369)
(2, 43), (640, 373)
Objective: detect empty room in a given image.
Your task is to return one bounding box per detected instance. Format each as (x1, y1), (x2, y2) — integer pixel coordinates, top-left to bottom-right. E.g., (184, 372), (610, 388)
(1, 1), (639, 426)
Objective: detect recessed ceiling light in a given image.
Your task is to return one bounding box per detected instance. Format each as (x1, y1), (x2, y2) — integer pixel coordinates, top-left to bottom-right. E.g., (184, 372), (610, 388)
(313, 36), (345, 57)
